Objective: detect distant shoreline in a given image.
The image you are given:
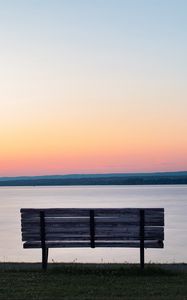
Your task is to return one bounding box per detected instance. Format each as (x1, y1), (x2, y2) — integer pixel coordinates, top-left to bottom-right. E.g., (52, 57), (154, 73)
(0, 171), (187, 186)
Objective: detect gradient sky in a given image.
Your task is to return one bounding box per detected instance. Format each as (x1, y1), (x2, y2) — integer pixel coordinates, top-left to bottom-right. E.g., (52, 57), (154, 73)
(0, 0), (187, 176)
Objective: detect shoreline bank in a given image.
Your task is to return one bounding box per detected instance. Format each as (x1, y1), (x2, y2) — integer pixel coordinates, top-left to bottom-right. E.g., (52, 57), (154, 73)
(1, 262), (187, 271)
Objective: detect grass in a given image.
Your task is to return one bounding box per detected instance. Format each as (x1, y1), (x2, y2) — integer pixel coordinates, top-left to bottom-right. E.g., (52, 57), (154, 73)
(0, 263), (187, 300)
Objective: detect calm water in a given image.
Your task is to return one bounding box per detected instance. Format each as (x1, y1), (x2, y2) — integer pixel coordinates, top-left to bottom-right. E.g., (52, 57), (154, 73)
(0, 185), (187, 263)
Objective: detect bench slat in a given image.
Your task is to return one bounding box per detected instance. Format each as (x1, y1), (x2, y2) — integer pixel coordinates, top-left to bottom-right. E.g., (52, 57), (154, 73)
(22, 234), (164, 242)
(22, 226), (164, 241)
(23, 240), (164, 248)
(21, 222), (164, 230)
(21, 208), (164, 212)
(22, 227), (90, 234)
(21, 223), (164, 231)
(21, 208), (164, 218)
(21, 216), (164, 226)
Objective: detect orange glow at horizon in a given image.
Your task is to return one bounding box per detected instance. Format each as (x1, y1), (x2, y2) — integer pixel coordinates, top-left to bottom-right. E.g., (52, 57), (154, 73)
(1, 120), (187, 176)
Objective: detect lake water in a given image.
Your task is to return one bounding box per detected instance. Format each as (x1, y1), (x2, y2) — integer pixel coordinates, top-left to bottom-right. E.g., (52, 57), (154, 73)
(0, 185), (187, 263)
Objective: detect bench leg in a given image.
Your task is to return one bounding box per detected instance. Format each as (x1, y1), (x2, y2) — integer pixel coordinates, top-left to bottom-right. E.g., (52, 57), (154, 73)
(140, 209), (145, 270)
(42, 248), (49, 270)
(140, 246), (144, 270)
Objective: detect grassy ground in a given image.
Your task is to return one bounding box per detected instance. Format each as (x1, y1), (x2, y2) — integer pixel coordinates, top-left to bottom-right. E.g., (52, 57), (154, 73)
(0, 263), (187, 300)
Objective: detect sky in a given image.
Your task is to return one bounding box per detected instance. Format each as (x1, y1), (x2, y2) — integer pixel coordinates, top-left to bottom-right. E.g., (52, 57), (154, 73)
(0, 0), (187, 176)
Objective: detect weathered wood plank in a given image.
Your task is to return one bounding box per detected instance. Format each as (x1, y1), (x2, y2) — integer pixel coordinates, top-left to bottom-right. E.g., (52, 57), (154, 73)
(22, 234), (90, 241)
(21, 223), (164, 231)
(21, 208), (164, 226)
(21, 222), (164, 232)
(22, 233), (164, 242)
(22, 227), (90, 234)
(21, 223), (89, 231)
(22, 226), (164, 240)
(21, 214), (164, 219)
(21, 215), (164, 226)
(21, 208), (164, 218)
(21, 208), (164, 213)
(23, 240), (164, 249)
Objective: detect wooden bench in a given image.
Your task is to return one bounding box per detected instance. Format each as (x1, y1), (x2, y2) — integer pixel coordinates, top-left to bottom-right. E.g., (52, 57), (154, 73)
(20, 208), (164, 270)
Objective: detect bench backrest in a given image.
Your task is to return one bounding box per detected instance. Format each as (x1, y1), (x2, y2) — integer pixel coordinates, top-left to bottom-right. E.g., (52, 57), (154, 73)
(21, 208), (164, 248)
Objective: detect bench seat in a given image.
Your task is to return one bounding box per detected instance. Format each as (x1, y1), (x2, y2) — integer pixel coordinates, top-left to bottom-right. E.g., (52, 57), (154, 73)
(24, 240), (163, 248)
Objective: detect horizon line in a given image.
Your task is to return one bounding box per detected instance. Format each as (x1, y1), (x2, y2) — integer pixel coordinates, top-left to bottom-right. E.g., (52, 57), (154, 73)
(0, 170), (187, 180)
